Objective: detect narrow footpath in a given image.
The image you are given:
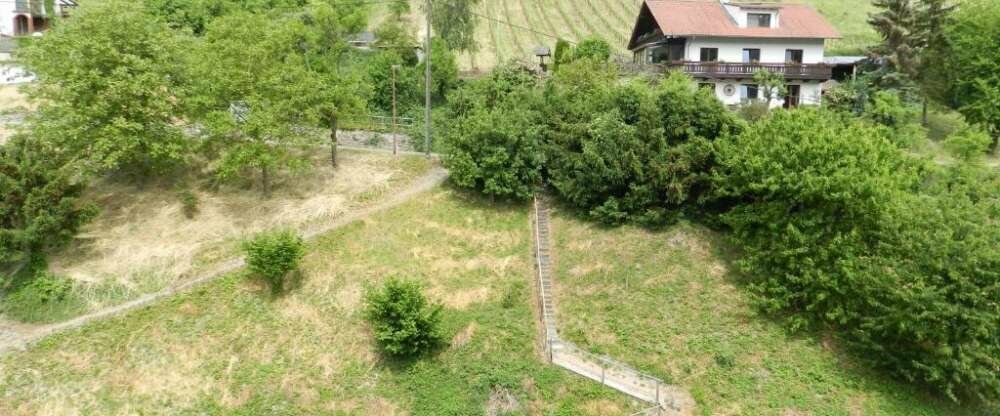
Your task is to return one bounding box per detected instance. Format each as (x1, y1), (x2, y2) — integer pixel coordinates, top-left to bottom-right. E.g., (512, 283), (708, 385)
(0, 166), (447, 355)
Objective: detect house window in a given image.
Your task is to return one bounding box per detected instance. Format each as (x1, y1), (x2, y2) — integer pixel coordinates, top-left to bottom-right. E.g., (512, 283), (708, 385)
(785, 49), (804, 64)
(747, 13), (772, 28)
(700, 48), (719, 62)
(698, 82), (715, 91)
(741, 84), (760, 101)
(743, 48), (761, 63)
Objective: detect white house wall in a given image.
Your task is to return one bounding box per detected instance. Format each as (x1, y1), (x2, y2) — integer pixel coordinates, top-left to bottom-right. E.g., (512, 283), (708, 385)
(706, 79), (822, 108)
(684, 37), (826, 63)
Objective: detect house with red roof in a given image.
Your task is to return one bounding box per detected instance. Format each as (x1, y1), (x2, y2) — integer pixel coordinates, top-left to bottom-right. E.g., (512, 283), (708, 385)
(628, 0), (841, 108)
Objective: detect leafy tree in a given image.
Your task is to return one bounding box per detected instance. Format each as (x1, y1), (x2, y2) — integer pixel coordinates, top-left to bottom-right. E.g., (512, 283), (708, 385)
(146, 0), (313, 35)
(426, 0), (481, 64)
(364, 278), (444, 357)
(943, 0), (1000, 150)
(913, 0), (956, 123)
(366, 50), (421, 114)
(441, 65), (543, 200)
(714, 108), (1000, 402)
(190, 13), (333, 195)
(243, 230), (305, 294)
(0, 137), (97, 282)
(18, 0), (191, 176)
(418, 38), (460, 102)
(752, 69), (786, 107)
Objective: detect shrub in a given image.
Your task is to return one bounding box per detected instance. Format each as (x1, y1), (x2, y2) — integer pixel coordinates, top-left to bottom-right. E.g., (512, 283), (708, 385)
(544, 67), (739, 225)
(441, 64), (543, 200)
(0, 137), (98, 280)
(737, 101), (771, 123)
(363, 278), (444, 357)
(242, 230), (305, 294)
(0, 272), (84, 323)
(572, 37), (611, 63)
(714, 108), (1000, 402)
(944, 126), (992, 161)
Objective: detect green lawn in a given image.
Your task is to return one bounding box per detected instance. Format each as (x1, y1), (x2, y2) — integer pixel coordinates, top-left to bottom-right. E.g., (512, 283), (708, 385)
(0, 188), (644, 415)
(550, 211), (984, 415)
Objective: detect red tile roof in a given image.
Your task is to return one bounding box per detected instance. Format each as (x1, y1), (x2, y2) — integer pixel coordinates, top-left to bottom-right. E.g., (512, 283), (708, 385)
(643, 0), (841, 39)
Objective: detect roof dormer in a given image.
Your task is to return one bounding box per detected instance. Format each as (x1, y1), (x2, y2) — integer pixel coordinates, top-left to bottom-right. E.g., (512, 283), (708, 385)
(720, 1), (780, 29)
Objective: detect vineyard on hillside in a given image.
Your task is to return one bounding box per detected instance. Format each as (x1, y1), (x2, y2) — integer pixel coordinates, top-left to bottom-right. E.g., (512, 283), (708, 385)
(398, 0), (877, 72)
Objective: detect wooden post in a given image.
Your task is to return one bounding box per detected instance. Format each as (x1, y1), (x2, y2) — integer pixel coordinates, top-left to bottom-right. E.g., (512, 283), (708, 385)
(392, 64), (399, 156)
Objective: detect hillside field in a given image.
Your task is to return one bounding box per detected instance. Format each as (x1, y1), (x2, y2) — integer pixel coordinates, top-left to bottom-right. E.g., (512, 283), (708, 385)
(395, 0), (877, 71)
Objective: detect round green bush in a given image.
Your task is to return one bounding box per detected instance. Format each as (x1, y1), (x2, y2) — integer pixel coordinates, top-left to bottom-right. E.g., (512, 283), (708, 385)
(242, 230), (305, 294)
(363, 278), (444, 358)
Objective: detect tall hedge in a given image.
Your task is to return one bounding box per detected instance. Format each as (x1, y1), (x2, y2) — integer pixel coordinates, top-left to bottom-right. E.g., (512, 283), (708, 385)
(714, 108), (1000, 401)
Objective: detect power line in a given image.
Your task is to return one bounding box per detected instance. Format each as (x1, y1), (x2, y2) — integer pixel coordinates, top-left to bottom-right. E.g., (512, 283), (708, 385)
(469, 10), (576, 45)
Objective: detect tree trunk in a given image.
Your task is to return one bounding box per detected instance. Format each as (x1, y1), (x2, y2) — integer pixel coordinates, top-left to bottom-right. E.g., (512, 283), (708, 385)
(330, 116), (338, 167)
(261, 166), (271, 198)
(922, 98), (929, 126)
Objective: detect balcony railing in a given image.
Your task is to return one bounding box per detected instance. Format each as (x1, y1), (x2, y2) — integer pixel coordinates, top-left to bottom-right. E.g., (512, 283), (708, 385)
(664, 61), (833, 80)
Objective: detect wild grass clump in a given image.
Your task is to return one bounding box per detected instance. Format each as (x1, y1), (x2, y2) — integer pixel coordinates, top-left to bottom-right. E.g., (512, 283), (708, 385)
(0, 272), (84, 323)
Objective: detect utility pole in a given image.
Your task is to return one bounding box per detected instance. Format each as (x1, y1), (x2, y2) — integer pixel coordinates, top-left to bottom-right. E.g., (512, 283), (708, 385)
(424, 0), (432, 157)
(392, 64), (399, 156)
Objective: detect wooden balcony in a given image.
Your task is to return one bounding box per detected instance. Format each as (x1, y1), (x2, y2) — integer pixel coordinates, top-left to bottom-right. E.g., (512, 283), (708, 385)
(664, 61), (833, 80)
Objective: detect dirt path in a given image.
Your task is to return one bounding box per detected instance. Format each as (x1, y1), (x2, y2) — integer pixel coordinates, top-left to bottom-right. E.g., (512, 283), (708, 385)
(0, 165), (447, 355)
(532, 196), (694, 415)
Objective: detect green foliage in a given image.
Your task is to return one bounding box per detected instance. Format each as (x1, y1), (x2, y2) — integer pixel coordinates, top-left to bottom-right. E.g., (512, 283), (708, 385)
(867, 0), (921, 93)
(366, 50), (421, 114)
(18, 0), (191, 176)
(190, 12), (332, 195)
(944, 127), (993, 162)
(363, 278), (444, 357)
(242, 230), (305, 294)
(571, 37), (611, 63)
(418, 38), (460, 103)
(737, 101), (771, 123)
(752, 69), (786, 106)
(552, 38), (571, 70)
(426, 0), (481, 54)
(943, 0), (1000, 149)
(0, 272), (84, 323)
(544, 65), (739, 225)
(441, 64), (542, 200)
(0, 137), (97, 278)
(864, 90), (925, 147)
(714, 108), (1000, 402)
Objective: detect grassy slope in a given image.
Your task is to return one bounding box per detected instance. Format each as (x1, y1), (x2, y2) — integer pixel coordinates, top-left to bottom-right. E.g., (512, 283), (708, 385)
(0, 188), (644, 415)
(550, 212), (982, 415)
(796, 0), (878, 55)
(0, 150), (433, 324)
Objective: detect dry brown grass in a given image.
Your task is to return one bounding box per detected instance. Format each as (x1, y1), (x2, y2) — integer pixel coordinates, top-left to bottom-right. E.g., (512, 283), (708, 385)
(47, 150), (428, 311)
(0, 85), (31, 111)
